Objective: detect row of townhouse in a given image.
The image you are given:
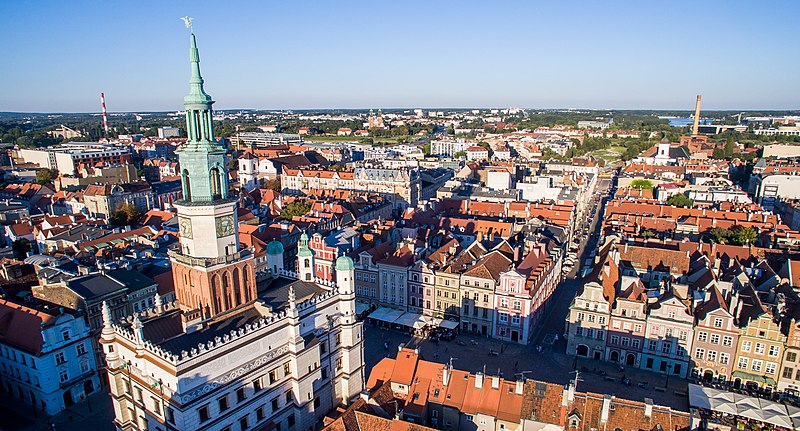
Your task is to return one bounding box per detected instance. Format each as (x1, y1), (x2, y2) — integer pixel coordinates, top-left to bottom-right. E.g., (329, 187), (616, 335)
(281, 166), (422, 211)
(353, 235), (562, 344)
(566, 236), (800, 392)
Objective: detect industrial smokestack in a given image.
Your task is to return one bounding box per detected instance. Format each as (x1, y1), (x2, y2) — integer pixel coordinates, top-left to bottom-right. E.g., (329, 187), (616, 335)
(101, 92), (109, 138)
(692, 95), (702, 136)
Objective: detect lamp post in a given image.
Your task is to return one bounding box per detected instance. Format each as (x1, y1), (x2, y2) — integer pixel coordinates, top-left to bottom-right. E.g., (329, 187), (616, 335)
(665, 363), (673, 389)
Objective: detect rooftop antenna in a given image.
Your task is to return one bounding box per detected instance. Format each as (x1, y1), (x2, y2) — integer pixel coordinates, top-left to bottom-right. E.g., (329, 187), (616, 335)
(448, 357), (457, 368)
(100, 92), (109, 138)
(569, 369), (583, 389)
(515, 371), (532, 380)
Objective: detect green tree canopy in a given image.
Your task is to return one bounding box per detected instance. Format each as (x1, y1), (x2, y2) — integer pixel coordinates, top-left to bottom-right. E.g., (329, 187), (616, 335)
(630, 179), (654, 190)
(708, 227), (731, 244)
(665, 194), (694, 208)
(280, 201), (311, 220)
(453, 151), (466, 159)
(36, 168), (59, 185)
(109, 203), (142, 227)
(731, 226), (758, 246)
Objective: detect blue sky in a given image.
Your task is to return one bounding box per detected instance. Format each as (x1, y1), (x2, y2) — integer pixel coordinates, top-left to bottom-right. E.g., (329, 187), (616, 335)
(1, 0), (798, 112)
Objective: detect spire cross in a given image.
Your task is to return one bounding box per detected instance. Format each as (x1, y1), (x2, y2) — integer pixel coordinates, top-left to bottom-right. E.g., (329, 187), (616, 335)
(180, 16), (194, 31)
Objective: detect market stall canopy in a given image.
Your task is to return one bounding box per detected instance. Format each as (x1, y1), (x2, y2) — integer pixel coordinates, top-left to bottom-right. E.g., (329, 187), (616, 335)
(368, 307), (404, 324)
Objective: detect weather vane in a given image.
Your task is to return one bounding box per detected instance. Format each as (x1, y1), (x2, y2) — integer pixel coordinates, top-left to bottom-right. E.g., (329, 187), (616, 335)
(180, 16), (194, 31)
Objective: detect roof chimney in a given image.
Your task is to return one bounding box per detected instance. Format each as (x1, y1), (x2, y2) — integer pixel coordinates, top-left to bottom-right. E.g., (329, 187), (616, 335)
(516, 378), (524, 395)
(492, 375), (500, 389)
(475, 372), (484, 389)
(644, 398), (653, 417)
(600, 394), (612, 423)
(442, 366), (450, 386)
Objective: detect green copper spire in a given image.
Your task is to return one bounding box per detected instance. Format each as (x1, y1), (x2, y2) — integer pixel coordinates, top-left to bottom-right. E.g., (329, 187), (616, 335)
(177, 30), (229, 203)
(184, 33), (213, 106)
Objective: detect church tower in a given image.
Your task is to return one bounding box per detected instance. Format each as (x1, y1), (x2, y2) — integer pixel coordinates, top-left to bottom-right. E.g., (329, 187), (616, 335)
(297, 232), (315, 281)
(170, 31), (256, 323)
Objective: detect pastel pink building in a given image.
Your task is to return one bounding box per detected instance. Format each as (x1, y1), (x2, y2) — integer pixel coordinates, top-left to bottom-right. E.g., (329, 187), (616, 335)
(492, 241), (561, 344)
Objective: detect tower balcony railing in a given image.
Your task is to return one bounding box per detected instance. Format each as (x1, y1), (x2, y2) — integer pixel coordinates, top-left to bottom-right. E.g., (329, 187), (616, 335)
(169, 247), (253, 268)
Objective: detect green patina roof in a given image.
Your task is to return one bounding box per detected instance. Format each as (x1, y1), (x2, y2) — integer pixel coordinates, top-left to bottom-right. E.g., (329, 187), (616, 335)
(297, 232), (313, 257)
(266, 239), (284, 255)
(335, 255), (355, 271)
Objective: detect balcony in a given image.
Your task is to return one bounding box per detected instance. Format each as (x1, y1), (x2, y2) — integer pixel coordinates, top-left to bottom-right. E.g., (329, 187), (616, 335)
(169, 247), (253, 268)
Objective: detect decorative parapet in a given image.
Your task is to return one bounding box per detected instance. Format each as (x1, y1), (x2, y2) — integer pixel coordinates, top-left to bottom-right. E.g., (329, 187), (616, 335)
(112, 301), (292, 366)
(296, 288), (339, 313)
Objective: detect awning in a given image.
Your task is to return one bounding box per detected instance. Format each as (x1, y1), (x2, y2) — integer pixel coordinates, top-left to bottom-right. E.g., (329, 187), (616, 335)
(355, 302), (371, 315)
(440, 320), (459, 329)
(688, 384), (792, 428)
(731, 370), (776, 385)
(394, 312), (423, 328)
(418, 316), (441, 329)
(368, 307), (404, 324)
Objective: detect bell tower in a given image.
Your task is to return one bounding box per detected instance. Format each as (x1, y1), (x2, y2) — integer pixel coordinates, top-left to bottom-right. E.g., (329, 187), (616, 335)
(170, 31), (256, 323)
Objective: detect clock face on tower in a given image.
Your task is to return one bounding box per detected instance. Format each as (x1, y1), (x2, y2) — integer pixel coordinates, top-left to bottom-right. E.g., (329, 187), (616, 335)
(215, 214), (235, 237)
(178, 217), (193, 239)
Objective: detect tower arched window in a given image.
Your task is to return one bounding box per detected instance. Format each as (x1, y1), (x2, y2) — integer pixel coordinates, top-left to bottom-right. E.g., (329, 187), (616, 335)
(233, 268), (242, 305)
(210, 167), (221, 200)
(304, 259), (310, 268)
(182, 169), (191, 201)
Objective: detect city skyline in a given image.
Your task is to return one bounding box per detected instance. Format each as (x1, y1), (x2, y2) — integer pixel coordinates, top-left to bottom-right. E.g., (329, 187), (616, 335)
(1, 0), (799, 112)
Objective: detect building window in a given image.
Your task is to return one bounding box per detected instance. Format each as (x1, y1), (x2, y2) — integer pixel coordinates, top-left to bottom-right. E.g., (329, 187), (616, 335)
(256, 406), (265, 421)
(166, 408), (175, 424)
(218, 395), (229, 411)
(77, 343), (87, 356)
(766, 362), (778, 375)
(55, 352), (66, 365)
(738, 357), (749, 370)
(237, 387), (247, 403)
(59, 369), (69, 383)
(769, 345), (780, 357)
(697, 332), (708, 342)
(240, 416), (249, 431)
(784, 367), (795, 379)
(62, 330), (71, 341)
(741, 341), (752, 353)
(723, 336), (733, 347)
(719, 353), (730, 365)
(695, 348), (705, 360)
(789, 352), (798, 363)
(198, 405), (210, 423)
(253, 378), (263, 392)
(751, 359), (763, 373)
(271, 398), (279, 412)
(755, 343), (765, 355)
(288, 414), (295, 427)
(713, 318), (723, 328)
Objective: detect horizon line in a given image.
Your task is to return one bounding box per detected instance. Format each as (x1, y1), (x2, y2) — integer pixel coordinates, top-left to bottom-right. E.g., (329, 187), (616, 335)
(2, 107), (800, 115)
